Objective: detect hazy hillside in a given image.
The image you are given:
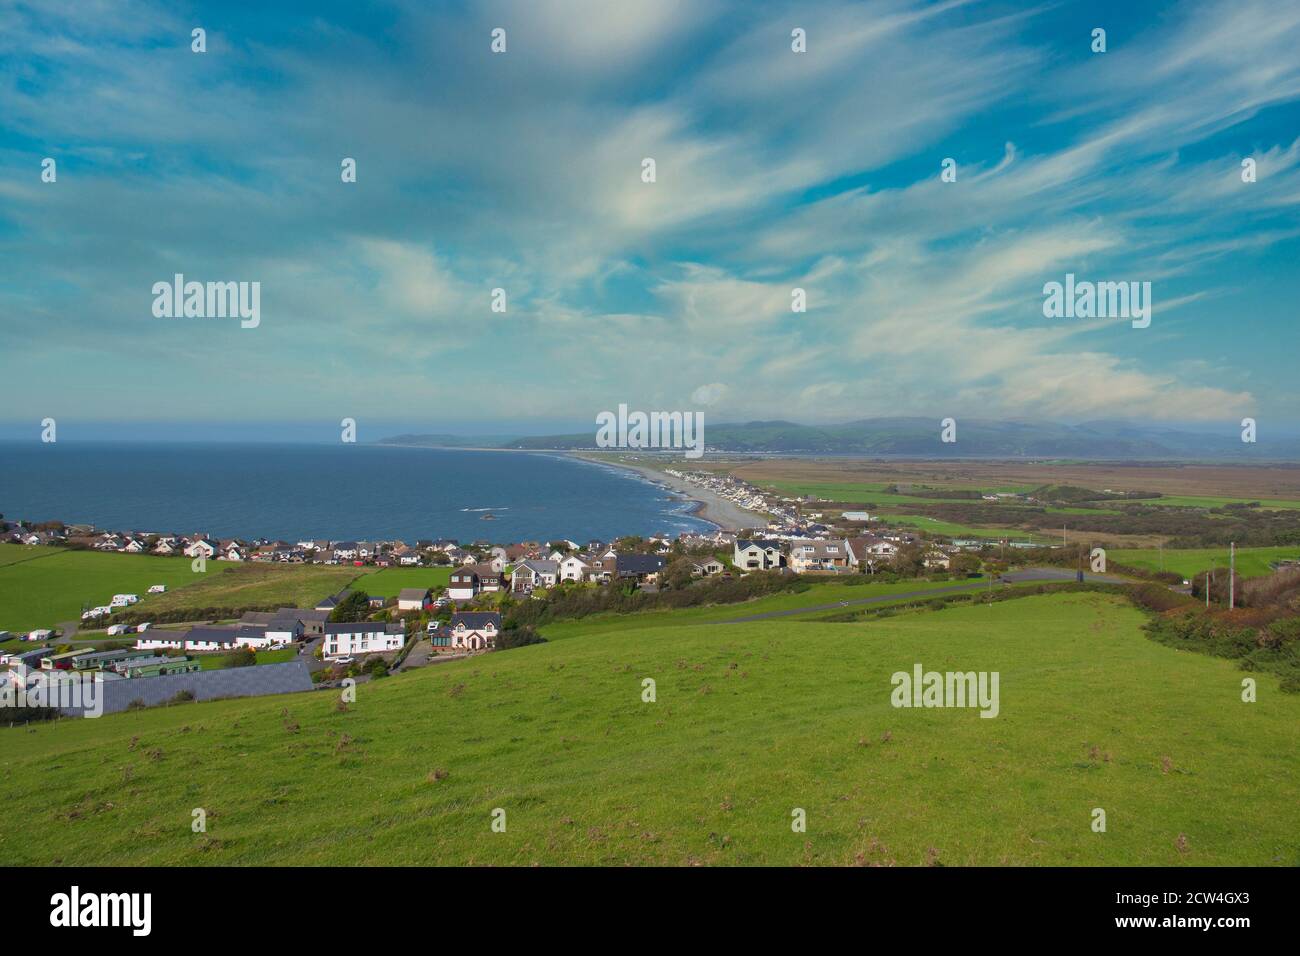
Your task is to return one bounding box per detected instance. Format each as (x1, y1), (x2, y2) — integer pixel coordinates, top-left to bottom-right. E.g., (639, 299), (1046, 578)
(380, 418), (1300, 460)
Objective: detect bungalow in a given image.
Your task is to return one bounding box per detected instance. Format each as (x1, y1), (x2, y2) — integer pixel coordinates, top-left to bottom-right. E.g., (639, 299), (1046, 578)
(397, 588), (431, 611)
(322, 622), (406, 660)
(135, 631), (186, 651)
(152, 539), (179, 555)
(233, 625), (275, 649)
(181, 626), (240, 652)
(511, 559), (558, 593)
(924, 550), (952, 569)
(690, 558), (725, 576)
(448, 612), (501, 651)
(333, 542), (360, 560)
(733, 539), (785, 571)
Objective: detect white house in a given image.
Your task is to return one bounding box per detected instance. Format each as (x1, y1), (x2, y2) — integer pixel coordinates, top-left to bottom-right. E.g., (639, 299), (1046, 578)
(322, 622), (406, 660)
(789, 539), (850, 573)
(448, 612), (501, 651)
(184, 538), (218, 560)
(846, 536), (898, 569)
(558, 554), (590, 582)
(733, 539), (785, 570)
(135, 631), (186, 651)
(397, 588), (430, 611)
(511, 560), (558, 593)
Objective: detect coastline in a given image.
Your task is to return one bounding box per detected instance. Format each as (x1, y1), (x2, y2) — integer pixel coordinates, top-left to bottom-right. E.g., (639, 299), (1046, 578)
(567, 452), (766, 533)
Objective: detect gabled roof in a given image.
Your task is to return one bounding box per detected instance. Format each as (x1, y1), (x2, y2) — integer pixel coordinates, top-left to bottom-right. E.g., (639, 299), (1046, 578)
(451, 612), (501, 630)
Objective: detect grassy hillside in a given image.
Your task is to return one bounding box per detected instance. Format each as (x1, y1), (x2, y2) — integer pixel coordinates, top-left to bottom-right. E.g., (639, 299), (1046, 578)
(1110, 546), (1300, 579)
(357, 566), (453, 595)
(536, 577), (998, 640)
(0, 545), (216, 632)
(3, 592), (1295, 866)
(0, 544), (463, 636)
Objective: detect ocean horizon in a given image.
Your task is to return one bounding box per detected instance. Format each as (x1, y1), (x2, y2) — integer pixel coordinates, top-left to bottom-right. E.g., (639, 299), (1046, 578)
(0, 442), (714, 543)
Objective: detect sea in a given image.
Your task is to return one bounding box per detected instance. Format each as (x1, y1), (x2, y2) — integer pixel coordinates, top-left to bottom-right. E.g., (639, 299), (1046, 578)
(0, 442), (713, 543)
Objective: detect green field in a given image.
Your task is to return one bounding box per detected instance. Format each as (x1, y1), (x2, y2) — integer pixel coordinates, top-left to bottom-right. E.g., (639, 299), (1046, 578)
(537, 577), (991, 640)
(68, 562), (363, 621)
(197, 647), (298, 671)
(3, 591), (1295, 866)
(0, 545), (218, 633)
(763, 480), (1009, 507)
(0, 547), (463, 636)
(1109, 546), (1300, 579)
(876, 513), (1050, 542)
(356, 566), (453, 596)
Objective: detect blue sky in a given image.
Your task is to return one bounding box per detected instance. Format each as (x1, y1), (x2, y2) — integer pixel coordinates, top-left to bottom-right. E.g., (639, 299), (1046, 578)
(1, 0), (1297, 438)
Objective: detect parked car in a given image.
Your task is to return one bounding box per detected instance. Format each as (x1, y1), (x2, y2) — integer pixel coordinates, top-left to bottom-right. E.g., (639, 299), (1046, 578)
(106, 624), (133, 636)
(334, 656), (354, 665)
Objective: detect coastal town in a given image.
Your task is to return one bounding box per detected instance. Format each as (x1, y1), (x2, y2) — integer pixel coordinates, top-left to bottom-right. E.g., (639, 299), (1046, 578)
(1, 494), (988, 718)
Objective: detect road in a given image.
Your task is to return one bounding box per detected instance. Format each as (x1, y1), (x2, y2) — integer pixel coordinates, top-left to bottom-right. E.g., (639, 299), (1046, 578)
(719, 568), (1129, 624)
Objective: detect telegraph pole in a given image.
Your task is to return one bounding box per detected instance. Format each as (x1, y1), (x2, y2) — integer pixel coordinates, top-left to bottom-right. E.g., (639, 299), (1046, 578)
(1206, 570), (1211, 610)
(1229, 541), (1235, 610)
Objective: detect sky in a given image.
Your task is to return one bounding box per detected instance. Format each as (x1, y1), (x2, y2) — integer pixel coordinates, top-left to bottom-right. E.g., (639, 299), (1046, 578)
(0, 0), (1298, 440)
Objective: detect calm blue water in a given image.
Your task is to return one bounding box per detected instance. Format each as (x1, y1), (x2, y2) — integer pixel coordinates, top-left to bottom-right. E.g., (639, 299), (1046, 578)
(0, 442), (712, 542)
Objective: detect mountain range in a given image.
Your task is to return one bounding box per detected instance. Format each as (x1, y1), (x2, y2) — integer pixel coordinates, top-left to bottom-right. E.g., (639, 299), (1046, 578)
(378, 418), (1300, 460)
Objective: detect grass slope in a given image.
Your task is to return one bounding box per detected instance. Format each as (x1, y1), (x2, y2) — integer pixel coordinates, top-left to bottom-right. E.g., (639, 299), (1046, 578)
(537, 577), (993, 640)
(3, 592), (1295, 866)
(356, 566), (453, 595)
(0, 546), (216, 632)
(1110, 546), (1300, 579)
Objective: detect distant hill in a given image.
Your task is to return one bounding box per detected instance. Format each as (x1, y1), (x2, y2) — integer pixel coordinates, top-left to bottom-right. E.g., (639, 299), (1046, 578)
(379, 418), (1300, 460)
(378, 433), (519, 449)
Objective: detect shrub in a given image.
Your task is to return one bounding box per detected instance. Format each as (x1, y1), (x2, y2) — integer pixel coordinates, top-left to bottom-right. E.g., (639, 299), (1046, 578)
(496, 626), (547, 650)
(224, 647), (256, 668)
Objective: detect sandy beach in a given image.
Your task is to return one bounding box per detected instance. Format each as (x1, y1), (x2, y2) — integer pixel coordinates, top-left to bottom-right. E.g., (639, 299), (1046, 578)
(570, 453), (767, 532)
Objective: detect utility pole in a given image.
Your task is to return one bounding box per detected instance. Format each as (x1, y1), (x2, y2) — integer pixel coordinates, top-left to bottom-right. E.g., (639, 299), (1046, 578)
(1062, 524), (1067, 548)
(1229, 541), (1235, 610)
(1206, 570), (1211, 610)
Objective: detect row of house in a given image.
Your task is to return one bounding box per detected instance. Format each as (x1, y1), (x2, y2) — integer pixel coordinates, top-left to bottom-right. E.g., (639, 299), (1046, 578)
(733, 534), (951, 573)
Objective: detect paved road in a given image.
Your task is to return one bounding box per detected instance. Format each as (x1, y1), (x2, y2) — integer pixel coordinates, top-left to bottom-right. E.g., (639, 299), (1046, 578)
(719, 568), (1129, 624)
